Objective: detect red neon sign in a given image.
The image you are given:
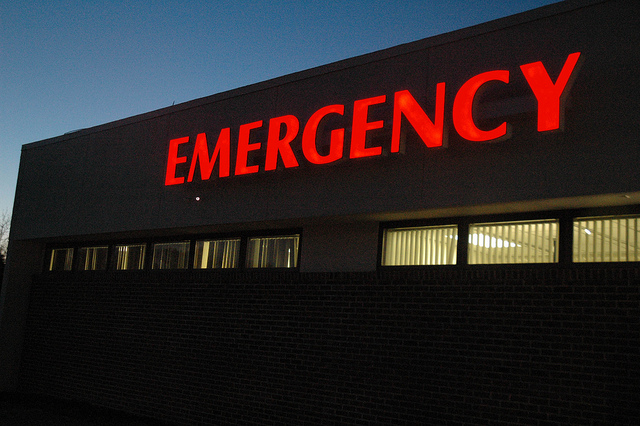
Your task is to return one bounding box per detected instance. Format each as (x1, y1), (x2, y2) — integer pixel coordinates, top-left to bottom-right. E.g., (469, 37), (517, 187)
(301, 104), (345, 165)
(453, 70), (511, 142)
(521, 51), (581, 131)
(391, 84), (446, 152)
(165, 52), (582, 186)
(265, 115), (299, 171)
(350, 95), (386, 158)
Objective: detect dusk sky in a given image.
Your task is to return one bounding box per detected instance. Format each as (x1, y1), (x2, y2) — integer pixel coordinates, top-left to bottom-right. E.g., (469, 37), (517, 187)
(0, 0), (561, 217)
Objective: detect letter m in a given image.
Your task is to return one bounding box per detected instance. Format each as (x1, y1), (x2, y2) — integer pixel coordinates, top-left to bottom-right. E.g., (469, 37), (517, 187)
(187, 129), (231, 181)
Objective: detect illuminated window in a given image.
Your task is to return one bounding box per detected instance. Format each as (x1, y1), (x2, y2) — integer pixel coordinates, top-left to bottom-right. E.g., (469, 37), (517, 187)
(246, 235), (299, 268)
(77, 246), (108, 271)
(382, 225), (458, 266)
(468, 220), (558, 264)
(573, 216), (640, 262)
(152, 241), (190, 269)
(115, 244), (146, 270)
(193, 238), (240, 269)
(49, 248), (74, 271)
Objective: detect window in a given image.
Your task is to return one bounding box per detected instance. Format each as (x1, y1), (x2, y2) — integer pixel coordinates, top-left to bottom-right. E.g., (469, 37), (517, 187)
(246, 235), (299, 268)
(468, 219), (558, 264)
(193, 238), (240, 269)
(573, 215), (640, 262)
(49, 248), (74, 271)
(77, 246), (108, 271)
(152, 241), (190, 269)
(115, 244), (146, 270)
(382, 225), (458, 266)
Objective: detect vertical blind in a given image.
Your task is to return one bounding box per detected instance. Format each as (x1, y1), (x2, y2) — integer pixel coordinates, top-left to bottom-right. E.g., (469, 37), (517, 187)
(573, 216), (640, 262)
(115, 244), (146, 270)
(44, 215), (640, 271)
(152, 242), (190, 269)
(194, 238), (240, 269)
(468, 220), (558, 264)
(49, 248), (74, 271)
(246, 235), (299, 268)
(77, 246), (108, 271)
(382, 225), (458, 266)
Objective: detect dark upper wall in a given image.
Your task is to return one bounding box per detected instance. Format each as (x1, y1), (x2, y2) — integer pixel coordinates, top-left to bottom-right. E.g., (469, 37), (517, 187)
(10, 0), (640, 241)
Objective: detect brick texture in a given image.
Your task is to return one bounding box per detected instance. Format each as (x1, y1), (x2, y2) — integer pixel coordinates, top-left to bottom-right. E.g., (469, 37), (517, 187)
(18, 267), (639, 425)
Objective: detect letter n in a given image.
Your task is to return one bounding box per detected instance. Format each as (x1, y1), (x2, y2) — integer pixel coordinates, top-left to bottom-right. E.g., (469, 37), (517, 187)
(391, 84), (446, 152)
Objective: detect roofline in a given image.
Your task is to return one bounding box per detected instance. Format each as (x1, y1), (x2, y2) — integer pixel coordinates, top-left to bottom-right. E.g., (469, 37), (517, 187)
(23, 0), (606, 150)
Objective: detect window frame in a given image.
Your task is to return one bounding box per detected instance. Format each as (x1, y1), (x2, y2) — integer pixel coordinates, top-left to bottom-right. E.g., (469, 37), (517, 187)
(114, 242), (148, 271)
(573, 214), (640, 263)
(41, 208), (640, 273)
(381, 224), (459, 266)
(378, 210), (586, 268)
(43, 228), (303, 273)
(76, 245), (109, 271)
(245, 233), (301, 269)
(193, 237), (242, 270)
(151, 240), (191, 270)
(468, 218), (559, 265)
(47, 247), (74, 272)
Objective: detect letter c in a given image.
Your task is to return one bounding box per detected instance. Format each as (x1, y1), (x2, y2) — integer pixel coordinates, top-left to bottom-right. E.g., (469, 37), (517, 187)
(453, 70), (510, 142)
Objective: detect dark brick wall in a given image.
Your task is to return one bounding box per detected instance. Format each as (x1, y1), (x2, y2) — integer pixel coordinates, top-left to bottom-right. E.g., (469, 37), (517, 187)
(19, 267), (639, 425)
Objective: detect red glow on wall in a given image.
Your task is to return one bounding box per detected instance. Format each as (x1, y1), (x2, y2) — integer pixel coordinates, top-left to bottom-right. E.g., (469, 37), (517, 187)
(235, 121), (263, 175)
(350, 95), (386, 159)
(453, 70), (510, 142)
(165, 52), (582, 186)
(521, 52), (581, 132)
(265, 115), (300, 171)
(391, 84), (446, 151)
(302, 104), (345, 165)
(187, 130), (230, 181)
(165, 137), (189, 185)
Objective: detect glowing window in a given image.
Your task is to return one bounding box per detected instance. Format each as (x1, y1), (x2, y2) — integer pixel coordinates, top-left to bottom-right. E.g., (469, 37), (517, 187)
(573, 216), (640, 262)
(115, 244), (146, 270)
(246, 235), (299, 268)
(77, 246), (108, 271)
(49, 248), (74, 271)
(468, 220), (558, 264)
(194, 238), (240, 269)
(152, 241), (190, 270)
(382, 225), (458, 266)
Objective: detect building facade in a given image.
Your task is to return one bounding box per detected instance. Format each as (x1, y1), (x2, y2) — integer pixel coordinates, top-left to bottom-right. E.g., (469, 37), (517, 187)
(1, 0), (638, 424)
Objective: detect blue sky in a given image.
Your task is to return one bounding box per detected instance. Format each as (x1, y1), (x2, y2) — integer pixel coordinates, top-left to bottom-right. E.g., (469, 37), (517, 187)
(0, 0), (560, 217)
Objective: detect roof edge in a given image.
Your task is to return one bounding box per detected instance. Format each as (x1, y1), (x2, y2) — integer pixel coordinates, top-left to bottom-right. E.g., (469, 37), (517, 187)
(23, 0), (606, 150)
